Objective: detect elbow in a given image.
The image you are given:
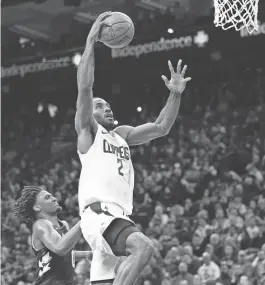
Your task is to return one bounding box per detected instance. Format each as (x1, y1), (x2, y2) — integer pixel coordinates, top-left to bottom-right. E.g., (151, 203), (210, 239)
(55, 246), (68, 256)
(156, 123), (169, 136)
(163, 128), (170, 136)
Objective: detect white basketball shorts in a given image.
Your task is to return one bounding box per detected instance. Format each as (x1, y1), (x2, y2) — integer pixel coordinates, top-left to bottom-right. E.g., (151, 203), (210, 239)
(80, 204), (133, 282)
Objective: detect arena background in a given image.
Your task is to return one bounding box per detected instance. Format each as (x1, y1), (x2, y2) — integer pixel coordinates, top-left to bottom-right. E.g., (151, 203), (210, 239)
(1, 0), (265, 285)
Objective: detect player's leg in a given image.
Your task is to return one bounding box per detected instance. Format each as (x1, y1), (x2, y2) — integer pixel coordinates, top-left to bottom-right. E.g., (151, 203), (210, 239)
(112, 232), (154, 285)
(79, 209), (117, 284)
(89, 249), (120, 285)
(90, 257), (126, 285)
(80, 208), (154, 285)
(102, 219), (155, 285)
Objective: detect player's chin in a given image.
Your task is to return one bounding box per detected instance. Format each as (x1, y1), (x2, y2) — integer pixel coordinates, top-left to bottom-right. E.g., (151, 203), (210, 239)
(56, 205), (62, 213)
(104, 119), (114, 129)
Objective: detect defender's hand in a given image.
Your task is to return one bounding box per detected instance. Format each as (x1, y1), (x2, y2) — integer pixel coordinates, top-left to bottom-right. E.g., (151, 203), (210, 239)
(87, 11), (112, 42)
(161, 60), (191, 94)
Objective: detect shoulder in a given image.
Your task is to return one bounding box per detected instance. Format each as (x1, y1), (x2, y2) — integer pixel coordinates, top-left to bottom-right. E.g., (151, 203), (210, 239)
(33, 219), (53, 234)
(78, 123), (99, 138)
(114, 125), (134, 140)
(34, 219), (53, 228)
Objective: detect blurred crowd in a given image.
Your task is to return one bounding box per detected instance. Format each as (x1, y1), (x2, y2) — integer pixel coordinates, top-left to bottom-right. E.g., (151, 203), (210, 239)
(1, 67), (265, 285)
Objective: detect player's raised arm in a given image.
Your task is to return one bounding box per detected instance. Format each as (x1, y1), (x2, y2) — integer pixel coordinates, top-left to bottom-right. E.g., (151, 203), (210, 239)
(61, 221), (92, 262)
(33, 219), (82, 256)
(75, 12), (111, 153)
(115, 59), (191, 146)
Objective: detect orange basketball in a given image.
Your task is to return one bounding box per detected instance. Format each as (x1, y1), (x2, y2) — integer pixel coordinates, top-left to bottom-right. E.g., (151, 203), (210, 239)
(98, 12), (134, 49)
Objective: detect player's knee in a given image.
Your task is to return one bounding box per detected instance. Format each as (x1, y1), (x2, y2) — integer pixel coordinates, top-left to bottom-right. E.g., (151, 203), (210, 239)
(140, 239), (155, 259)
(135, 236), (155, 260)
(126, 232), (155, 258)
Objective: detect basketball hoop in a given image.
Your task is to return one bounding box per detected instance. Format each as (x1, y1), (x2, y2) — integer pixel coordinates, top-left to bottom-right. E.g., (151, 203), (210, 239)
(214, 0), (260, 34)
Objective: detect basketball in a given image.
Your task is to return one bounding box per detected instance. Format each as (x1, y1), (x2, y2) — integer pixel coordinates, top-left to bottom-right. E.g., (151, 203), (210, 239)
(98, 12), (134, 49)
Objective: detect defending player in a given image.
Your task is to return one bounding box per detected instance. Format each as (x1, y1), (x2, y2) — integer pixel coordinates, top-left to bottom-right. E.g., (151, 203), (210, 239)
(13, 186), (91, 285)
(75, 12), (191, 285)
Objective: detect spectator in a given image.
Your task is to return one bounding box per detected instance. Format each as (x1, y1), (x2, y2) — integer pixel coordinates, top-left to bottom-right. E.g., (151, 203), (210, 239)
(149, 205), (169, 228)
(194, 217), (211, 241)
(209, 233), (223, 259)
(221, 245), (236, 268)
(238, 275), (253, 285)
(219, 261), (232, 285)
(192, 235), (205, 257)
(183, 246), (201, 275)
(172, 262), (193, 285)
(232, 250), (251, 276)
(193, 274), (203, 285)
(252, 248), (265, 285)
(212, 209), (229, 233)
(205, 244), (220, 265)
(164, 247), (180, 277)
(197, 252), (221, 284)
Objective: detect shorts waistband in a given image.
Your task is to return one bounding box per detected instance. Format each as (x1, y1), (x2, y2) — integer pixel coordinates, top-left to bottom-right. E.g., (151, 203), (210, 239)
(84, 202), (126, 216)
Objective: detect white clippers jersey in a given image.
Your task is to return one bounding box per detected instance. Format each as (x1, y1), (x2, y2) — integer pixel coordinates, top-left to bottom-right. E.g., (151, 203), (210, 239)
(78, 124), (134, 215)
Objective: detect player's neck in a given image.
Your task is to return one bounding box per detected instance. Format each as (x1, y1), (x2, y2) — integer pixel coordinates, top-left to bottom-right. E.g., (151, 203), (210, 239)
(40, 213), (59, 227)
(101, 124), (113, 132)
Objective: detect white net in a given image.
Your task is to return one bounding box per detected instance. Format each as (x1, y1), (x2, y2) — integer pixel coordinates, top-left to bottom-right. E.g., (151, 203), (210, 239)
(214, 0), (259, 34)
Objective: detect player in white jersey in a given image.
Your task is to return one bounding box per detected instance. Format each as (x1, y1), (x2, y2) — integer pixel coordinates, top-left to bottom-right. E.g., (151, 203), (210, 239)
(75, 12), (191, 285)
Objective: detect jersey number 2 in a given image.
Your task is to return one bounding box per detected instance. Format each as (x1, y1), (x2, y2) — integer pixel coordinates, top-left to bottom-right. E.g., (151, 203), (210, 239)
(117, 158), (124, 176)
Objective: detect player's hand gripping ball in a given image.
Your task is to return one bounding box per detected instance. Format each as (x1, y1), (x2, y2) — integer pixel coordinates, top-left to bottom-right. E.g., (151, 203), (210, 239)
(98, 12), (134, 49)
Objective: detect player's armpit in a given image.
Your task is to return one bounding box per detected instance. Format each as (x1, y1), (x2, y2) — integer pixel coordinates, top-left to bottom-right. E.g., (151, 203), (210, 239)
(75, 90), (98, 154)
(77, 127), (97, 154)
(115, 123), (167, 146)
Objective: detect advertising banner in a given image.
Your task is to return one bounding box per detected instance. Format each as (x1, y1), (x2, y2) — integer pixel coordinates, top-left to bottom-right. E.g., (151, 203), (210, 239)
(1, 56), (73, 79)
(110, 20), (265, 60)
(111, 30), (210, 59)
(1, 20), (264, 79)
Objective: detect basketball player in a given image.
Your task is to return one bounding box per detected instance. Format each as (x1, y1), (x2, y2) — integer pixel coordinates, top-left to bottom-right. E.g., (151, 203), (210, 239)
(75, 12), (191, 285)
(13, 186), (92, 285)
